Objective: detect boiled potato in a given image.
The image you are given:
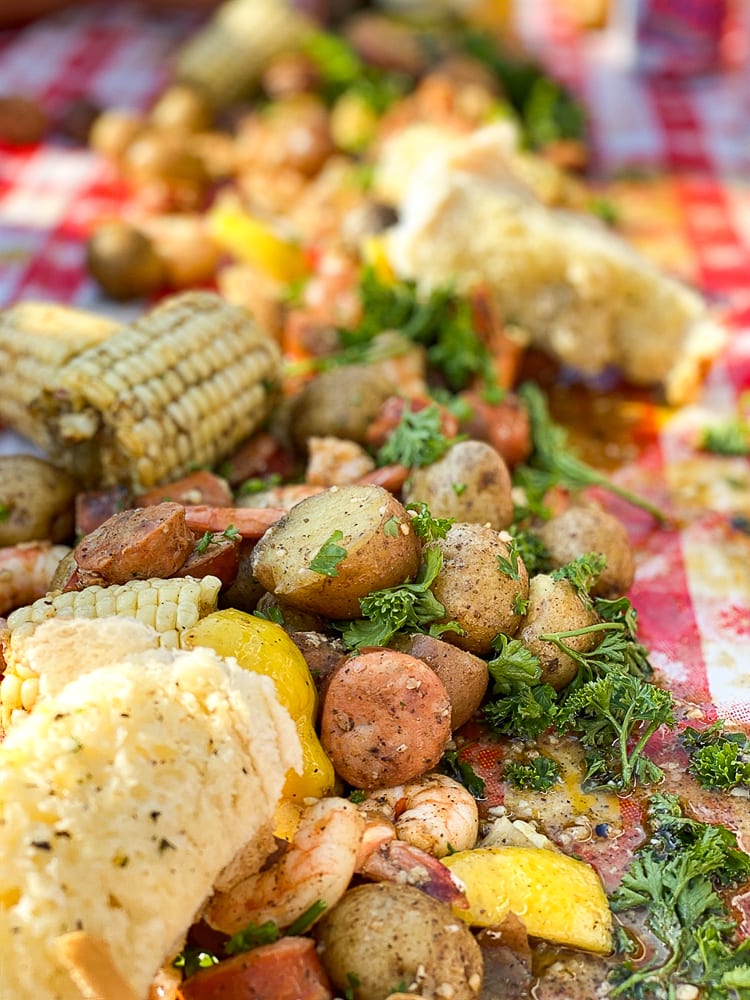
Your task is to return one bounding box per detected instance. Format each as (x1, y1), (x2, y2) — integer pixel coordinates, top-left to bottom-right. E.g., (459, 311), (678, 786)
(517, 574), (600, 689)
(315, 883), (483, 1000)
(403, 440), (514, 530)
(539, 505), (635, 598)
(0, 456), (78, 545)
(441, 846), (613, 954)
(392, 632), (488, 730)
(290, 364), (396, 449)
(430, 523), (529, 654)
(251, 484), (421, 618)
(320, 648), (452, 788)
(86, 221), (165, 301)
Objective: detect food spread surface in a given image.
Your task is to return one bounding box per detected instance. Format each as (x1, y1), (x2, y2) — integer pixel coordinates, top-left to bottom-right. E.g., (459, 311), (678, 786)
(0, 2), (749, 999)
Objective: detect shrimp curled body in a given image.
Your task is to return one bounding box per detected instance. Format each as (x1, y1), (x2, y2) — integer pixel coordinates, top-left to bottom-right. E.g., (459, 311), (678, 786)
(361, 772), (479, 858)
(205, 796), (366, 936)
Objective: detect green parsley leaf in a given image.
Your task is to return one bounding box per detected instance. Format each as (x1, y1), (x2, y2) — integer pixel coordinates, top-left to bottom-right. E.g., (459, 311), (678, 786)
(195, 530), (214, 555)
(440, 748), (486, 799)
(517, 382), (666, 521)
(558, 671), (674, 792)
(0, 502), (9, 522)
(406, 501), (454, 542)
(497, 536), (522, 581)
(238, 473), (282, 495)
(286, 899), (327, 936)
(681, 722), (750, 791)
(253, 605), (285, 626)
(487, 635), (542, 695)
(483, 683), (559, 740)
(512, 592), (529, 616)
(225, 920), (280, 955)
(509, 524), (551, 575)
(383, 516), (401, 537)
(504, 755), (560, 791)
(700, 420), (750, 456)
(172, 948), (219, 978)
(309, 530), (347, 577)
(377, 404), (453, 468)
(222, 525), (241, 542)
(550, 551), (607, 607)
(339, 544), (458, 651)
(452, 482), (467, 496)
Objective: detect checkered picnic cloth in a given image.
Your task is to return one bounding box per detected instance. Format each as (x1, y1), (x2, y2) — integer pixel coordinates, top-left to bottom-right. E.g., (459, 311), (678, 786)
(0, 1), (748, 724)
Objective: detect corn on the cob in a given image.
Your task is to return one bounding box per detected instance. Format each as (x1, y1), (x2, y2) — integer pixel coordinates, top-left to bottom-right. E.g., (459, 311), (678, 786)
(0, 302), (118, 447)
(37, 291), (282, 490)
(1, 574), (221, 729)
(174, 0), (311, 107)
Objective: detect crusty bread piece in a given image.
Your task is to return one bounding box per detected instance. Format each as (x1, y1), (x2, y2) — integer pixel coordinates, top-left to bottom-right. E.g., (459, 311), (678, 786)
(385, 125), (724, 404)
(0, 625), (301, 1000)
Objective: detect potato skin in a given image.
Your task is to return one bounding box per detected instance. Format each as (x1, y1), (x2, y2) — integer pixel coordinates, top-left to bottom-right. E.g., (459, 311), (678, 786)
(431, 523), (529, 655)
(0, 456), (78, 545)
(403, 440), (514, 531)
(316, 883), (483, 1000)
(518, 574), (600, 689)
(320, 649), (452, 789)
(251, 485), (421, 619)
(392, 632), (488, 730)
(539, 505), (635, 598)
(290, 365), (396, 449)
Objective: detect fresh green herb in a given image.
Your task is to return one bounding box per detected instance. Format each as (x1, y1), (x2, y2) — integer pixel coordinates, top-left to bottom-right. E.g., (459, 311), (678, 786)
(452, 482), (467, 496)
(487, 634), (542, 694)
(440, 748), (486, 799)
(700, 420), (750, 456)
(540, 612), (653, 684)
(309, 530), (347, 576)
(557, 671), (674, 792)
(225, 920), (280, 955)
(376, 404), (453, 468)
(383, 516), (401, 537)
(302, 30), (408, 113)
(483, 682), (559, 740)
(497, 536), (522, 581)
(172, 948), (219, 977)
(239, 473), (282, 495)
(253, 604), (285, 625)
(286, 900), (327, 936)
(504, 755), (560, 791)
(517, 382), (666, 521)
(348, 789), (366, 804)
(588, 197), (619, 225)
(339, 544), (460, 651)
(344, 972), (361, 1000)
(681, 722), (750, 791)
(406, 501), (454, 542)
(195, 530), (215, 555)
(342, 268), (496, 392)
(512, 592), (529, 615)
(223, 525), (241, 542)
(609, 793), (750, 998)
(550, 552), (607, 608)
(509, 524), (551, 575)
(0, 502), (9, 522)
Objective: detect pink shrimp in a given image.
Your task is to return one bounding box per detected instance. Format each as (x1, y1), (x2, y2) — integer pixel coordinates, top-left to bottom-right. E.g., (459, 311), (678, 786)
(0, 542), (71, 615)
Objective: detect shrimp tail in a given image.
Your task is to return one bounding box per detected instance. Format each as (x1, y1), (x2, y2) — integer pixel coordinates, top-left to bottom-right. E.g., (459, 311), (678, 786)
(359, 839), (469, 909)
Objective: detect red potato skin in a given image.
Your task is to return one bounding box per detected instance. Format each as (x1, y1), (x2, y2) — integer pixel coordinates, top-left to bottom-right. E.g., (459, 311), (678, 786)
(137, 470), (233, 508)
(180, 937), (333, 1000)
(73, 502), (194, 585)
(320, 649), (452, 789)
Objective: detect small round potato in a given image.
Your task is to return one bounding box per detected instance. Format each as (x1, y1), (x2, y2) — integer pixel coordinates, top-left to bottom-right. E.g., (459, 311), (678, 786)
(430, 523), (529, 655)
(403, 440), (514, 531)
(251, 484), (421, 619)
(290, 365), (396, 450)
(539, 505), (635, 598)
(316, 883), (483, 1000)
(392, 632), (488, 730)
(320, 649), (452, 788)
(0, 455), (78, 545)
(518, 574), (601, 689)
(89, 107), (146, 162)
(86, 221), (165, 301)
(148, 83), (213, 133)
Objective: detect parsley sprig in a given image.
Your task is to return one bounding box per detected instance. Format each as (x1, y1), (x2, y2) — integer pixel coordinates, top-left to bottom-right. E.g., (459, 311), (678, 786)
(517, 382), (666, 521)
(504, 755), (560, 791)
(309, 530), (347, 576)
(609, 793), (750, 998)
(681, 722), (750, 792)
(339, 544), (460, 651)
(377, 404), (453, 468)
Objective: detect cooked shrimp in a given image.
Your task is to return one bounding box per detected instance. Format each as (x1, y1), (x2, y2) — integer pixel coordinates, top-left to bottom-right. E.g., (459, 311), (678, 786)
(205, 796), (366, 935)
(358, 838), (468, 908)
(0, 542), (71, 615)
(360, 773), (479, 858)
(305, 436), (375, 487)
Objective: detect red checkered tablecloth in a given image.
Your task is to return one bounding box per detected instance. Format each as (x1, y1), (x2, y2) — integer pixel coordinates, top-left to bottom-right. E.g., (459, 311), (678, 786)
(0, 2), (748, 723)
